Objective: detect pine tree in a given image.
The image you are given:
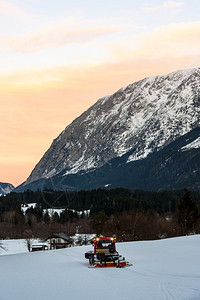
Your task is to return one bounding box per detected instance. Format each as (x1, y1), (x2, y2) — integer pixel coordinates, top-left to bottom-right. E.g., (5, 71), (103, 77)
(43, 211), (50, 224)
(92, 211), (109, 234)
(52, 211), (60, 223)
(177, 188), (199, 235)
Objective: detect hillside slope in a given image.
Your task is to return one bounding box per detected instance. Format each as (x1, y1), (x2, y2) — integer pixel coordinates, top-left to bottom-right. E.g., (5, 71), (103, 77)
(16, 127), (200, 191)
(0, 235), (200, 300)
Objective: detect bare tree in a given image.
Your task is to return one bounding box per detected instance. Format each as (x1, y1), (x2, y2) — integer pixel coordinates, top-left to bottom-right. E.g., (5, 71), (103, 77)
(23, 229), (33, 252)
(0, 240), (6, 251)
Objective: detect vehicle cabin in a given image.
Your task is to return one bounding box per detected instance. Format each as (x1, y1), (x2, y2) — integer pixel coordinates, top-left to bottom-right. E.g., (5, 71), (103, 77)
(93, 237), (116, 255)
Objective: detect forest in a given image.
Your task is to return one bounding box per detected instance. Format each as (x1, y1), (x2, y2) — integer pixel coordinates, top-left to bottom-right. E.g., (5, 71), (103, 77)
(0, 188), (200, 242)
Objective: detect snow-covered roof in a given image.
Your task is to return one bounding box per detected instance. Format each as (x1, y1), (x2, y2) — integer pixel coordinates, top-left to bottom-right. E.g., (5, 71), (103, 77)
(44, 233), (72, 242)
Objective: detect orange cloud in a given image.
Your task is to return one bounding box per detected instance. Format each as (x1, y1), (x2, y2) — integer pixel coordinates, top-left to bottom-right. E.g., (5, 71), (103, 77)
(107, 21), (200, 63)
(137, 21), (200, 58)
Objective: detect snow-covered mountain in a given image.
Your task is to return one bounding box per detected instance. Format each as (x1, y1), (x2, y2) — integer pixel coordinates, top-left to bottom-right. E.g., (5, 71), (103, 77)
(16, 127), (199, 192)
(18, 67), (200, 191)
(0, 182), (15, 195)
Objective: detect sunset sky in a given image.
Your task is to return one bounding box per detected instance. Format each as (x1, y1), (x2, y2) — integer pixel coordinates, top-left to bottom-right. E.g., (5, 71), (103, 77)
(1, 0), (200, 187)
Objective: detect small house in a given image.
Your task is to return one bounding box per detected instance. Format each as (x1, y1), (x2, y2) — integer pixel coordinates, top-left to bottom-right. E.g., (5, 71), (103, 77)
(44, 233), (73, 250)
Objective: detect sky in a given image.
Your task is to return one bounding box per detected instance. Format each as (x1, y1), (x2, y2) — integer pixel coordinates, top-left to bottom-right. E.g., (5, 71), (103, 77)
(0, 0), (200, 187)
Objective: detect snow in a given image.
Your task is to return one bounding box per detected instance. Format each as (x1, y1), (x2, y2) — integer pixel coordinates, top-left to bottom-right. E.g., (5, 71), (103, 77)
(181, 137), (200, 151)
(0, 235), (200, 299)
(0, 239), (28, 255)
(0, 239), (47, 255)
(21, 203), (36, 213)
(73, 233), (95, 245)
(45, 208), (65, 216)
(67, 67), (200, 168)
(20, 204), (89, 218)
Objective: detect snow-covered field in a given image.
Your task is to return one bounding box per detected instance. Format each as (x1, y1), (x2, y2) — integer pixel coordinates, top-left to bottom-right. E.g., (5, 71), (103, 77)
(0, 235), (200, 300)
(0, 239), (28, 255)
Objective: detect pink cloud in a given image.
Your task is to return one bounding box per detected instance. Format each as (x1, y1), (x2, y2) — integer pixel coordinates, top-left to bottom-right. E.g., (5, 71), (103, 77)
(143, 1), (184, 13)
(0, 0), (29, 20)
(163, 1), (184, 9)
(1, 23), (125, 53)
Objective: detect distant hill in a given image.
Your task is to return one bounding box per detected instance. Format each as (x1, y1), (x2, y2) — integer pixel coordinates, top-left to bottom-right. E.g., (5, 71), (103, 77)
(0, 182), (15, 195)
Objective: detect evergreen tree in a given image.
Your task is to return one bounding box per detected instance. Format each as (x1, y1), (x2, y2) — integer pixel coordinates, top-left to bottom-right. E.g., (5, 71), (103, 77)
(92, 211), (109, 234)
(60, 209), (70, 223)
(52, 212), (60, 223)
(43, 211), (50, 224)
(177, 188), (199, 235)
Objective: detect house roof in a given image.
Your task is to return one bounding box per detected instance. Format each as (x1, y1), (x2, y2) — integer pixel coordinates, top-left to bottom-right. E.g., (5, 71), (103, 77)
(44, 233), (72, 242)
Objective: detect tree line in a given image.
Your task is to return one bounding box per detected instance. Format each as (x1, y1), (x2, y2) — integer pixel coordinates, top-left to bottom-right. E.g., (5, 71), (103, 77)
(0, 188), (199, 241)
(5, 187), (200, 213)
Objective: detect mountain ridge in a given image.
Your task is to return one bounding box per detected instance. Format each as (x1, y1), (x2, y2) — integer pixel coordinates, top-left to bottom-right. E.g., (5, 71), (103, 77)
(17, 67), (200, 191)
(0, 182), (15, 195)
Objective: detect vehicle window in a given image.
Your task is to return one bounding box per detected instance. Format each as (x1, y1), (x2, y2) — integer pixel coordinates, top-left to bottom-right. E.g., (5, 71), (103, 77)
(98, 240), (113, 247)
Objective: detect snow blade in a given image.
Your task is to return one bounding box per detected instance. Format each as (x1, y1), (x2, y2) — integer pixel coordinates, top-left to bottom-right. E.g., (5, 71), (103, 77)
(88, 260), (132, 268)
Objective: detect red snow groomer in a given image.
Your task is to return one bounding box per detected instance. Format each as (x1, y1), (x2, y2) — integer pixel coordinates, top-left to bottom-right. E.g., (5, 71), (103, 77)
(85, 236), (130, 268)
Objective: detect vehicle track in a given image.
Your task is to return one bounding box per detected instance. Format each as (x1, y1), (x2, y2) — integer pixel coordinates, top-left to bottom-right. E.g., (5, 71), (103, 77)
(160, 283), (177, 300)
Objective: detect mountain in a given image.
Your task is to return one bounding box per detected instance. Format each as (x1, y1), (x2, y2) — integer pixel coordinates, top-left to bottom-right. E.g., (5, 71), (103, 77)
(16, 67), (200, 192)
(15, 127), (200, 192)
(0, 182), (15, 195)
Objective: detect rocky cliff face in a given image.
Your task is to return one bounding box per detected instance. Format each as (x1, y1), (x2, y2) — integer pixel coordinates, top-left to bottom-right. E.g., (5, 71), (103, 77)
(23, 67), (200, 189)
